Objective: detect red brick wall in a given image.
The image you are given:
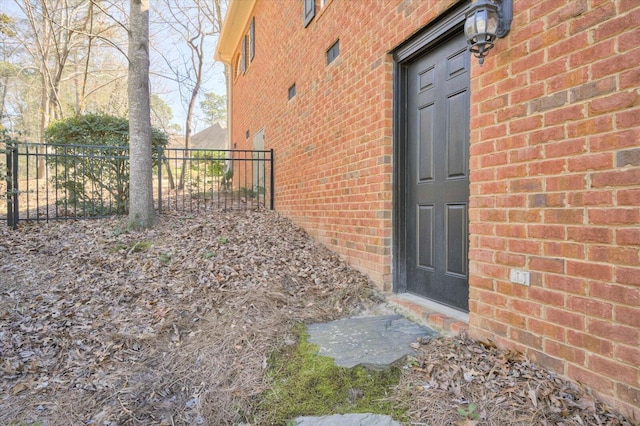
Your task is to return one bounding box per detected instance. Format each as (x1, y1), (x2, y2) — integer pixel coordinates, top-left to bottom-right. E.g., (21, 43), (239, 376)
(230, 0), (458, 288)
(468, 0), (640, 418)
(228, 0), (639, 417)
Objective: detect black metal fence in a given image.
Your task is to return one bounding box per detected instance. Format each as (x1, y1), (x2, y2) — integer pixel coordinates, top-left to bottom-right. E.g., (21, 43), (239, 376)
(1, 141), (274, 227)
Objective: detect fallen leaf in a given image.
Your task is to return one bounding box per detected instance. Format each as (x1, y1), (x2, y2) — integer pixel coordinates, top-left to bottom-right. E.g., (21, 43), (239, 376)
(12, 382), (30, 395)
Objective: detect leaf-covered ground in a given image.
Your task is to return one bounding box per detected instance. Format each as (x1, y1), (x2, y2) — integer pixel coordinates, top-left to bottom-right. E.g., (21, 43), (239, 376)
(395, 336), (634, 425)
(0, 210), (635, 425)
(1, 210), (379, 425)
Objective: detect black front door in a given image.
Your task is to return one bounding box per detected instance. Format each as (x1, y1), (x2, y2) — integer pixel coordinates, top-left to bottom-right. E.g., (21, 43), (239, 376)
(403, 31), (470, 311)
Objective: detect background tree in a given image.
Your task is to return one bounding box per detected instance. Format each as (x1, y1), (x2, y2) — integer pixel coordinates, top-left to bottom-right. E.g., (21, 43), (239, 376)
(151, 93), (181, 134)
(128, 0), (155, 229)
(5, 0), (132, 179)
(153, 0), (226, 188)
(1, 0), (224, 216)
(0, 13), (17, 130)
(200, 91), (226, 125)
(2, 2), (219, 143)
(17, 1), (89, 134)
(2, 1), (132, 135)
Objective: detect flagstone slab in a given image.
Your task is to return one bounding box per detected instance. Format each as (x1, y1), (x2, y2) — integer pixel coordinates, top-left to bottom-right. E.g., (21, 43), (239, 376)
(306, 314), (436, 370)
(293, 413), (400, 426)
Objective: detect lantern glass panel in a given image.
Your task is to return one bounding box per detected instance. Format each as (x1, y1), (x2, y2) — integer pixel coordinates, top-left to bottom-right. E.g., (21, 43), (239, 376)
(465, 15), (476, 39)
(476, 9), (488, 33)
(486, 10), (499, 34)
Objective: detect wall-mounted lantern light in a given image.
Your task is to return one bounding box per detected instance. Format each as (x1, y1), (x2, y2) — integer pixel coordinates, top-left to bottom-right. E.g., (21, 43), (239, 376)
(464, 0), (512, 66)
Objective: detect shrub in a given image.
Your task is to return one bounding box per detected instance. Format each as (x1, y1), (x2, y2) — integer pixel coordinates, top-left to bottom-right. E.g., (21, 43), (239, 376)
(45, 114), (167, 215)
(191, 149), (227, 177)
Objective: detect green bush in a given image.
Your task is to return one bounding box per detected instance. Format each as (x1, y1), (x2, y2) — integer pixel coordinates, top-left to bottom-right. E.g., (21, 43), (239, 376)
(191, 149), (227, 176)
(45, 114), (167, 215)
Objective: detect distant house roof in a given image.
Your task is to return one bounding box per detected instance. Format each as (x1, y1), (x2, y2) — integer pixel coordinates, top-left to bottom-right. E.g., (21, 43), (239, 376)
(191, 123), (229, 150)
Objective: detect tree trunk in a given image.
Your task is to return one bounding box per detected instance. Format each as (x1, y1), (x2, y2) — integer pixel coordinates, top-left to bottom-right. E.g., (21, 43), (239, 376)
(164, 157), (176, 190)
(0, 75), (8, 122)
(128, 0), (156, 229)
(177, 83), (198, 190)
(37, 72), (49, 180)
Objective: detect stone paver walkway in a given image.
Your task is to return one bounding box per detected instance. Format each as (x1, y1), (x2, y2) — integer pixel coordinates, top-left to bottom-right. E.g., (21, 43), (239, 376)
(292, 313), (437, 425)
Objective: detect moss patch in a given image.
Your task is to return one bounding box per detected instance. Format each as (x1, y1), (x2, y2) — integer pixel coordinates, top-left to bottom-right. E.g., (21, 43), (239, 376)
(110, 240), (152, 254)
(258, 324), (405, 424)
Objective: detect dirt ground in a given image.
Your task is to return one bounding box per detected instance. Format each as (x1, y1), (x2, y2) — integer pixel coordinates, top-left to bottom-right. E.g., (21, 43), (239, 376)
(0, 210), (635, 425)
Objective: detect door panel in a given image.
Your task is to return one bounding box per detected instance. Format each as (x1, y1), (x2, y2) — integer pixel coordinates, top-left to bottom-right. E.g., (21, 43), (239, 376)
(447, 92), (468, 178)
(404, 31), (470, 311)
(417, 205), (434, 269)
(446, 203), (467, 276)
(419, 104), (435, 181)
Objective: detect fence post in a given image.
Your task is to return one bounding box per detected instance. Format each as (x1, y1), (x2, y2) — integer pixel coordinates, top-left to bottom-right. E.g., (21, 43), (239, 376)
(270, 148), (274, 210)
(5, 144), (11, 228)
(12, 146), (18, 228)
(6, 143), (18, 229)
(157, 145), (163, 215)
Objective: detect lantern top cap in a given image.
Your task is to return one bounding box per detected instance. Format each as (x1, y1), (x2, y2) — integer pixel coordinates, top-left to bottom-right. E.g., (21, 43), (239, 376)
(467, 0), (499, 14)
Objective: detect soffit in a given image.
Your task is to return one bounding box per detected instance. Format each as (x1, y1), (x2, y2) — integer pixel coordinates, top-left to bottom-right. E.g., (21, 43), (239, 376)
(215, 0), (256, 64)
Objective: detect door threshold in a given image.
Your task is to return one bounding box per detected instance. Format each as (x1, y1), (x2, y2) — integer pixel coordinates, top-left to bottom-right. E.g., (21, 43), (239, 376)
(386, 292), (469, 336)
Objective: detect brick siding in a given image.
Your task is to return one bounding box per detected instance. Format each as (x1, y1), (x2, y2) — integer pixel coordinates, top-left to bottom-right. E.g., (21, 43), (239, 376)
(468, 0), (640, 417)
(226, 0), (639, 418)
(230, 0), (460, 288)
